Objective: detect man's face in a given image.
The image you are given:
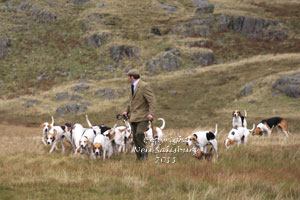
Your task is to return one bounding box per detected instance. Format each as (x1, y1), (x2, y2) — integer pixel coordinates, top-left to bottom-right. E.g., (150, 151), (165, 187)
(128, 75), (135, 83)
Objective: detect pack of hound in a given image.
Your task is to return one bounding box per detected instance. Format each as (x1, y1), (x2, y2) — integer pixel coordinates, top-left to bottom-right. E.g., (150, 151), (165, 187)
(40, 114), (165, 161)
(40, 109), (290, 161)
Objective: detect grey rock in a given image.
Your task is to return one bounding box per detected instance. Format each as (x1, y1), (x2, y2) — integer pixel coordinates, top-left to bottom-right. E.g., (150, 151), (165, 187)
(1, 6), (7, 12)
(218, 14), (231, 30)
(56, 92), (69, 101)
(189, 16), (215, 26)
(159, 3), (178, 12)
(23, 99), (41, 108)
(168, 90), (176, 95)
(95, 88), (115, 99)
(56, 102), (87, 116)
(241, 82), (253, 97)
(273, 73), (300, 98)
(73, 0), (90, 4)
(195, 4), (214, 14)
(191, 51), (214, 66)
(72, 84), (90, 91)
(184, 40), (210, 47)
(124, 66), (132, 73)
(85, 32), (112, 48)
(0, 38), (11, 59)
(145, 60), (158, 72)
(159, 51), (182, 71)
(109, 45), (140, 62)
(71, 94), (83, 101)
(17, 2), (31, 11)
(31, 8), (56, 23)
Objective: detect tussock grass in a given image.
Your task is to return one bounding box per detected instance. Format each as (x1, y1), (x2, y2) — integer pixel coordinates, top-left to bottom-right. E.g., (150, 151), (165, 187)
(0, 124), (299, 199)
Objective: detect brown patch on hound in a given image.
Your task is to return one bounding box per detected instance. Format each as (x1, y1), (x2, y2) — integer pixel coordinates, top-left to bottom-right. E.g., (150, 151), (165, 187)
(195, 148), (213, 161)
(93, 143), (103, 152)
(278, 119), (289, 132)
(227, 139), (235, 146)
(119, 128), (127, 133)
(253, 127), (263, 136)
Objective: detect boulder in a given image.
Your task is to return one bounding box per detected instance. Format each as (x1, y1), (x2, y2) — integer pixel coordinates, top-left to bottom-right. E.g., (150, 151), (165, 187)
(56, 102), (87, 116)
(71, 94), (83, 101)
(73, 0), (90, 5)
(272, 73), (300, 98)
(159, 3), (178, 12)
(56, 92), (69, 101)
(72, 84), (90, 92)
(109, 45), (140, 62)
(191, 51), (214, 66)
(95, 88), (115, 100)
(23, 99), (41, 108)
(0, 38), (10, 59)
(145, 50), (182, 72)
(85, 32), (112, 48)
(192, 0), (214, 14)
(241, 82), (253, 97)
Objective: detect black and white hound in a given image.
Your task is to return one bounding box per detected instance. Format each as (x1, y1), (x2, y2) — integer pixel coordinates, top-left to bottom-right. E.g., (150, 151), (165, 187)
(186, 124), (218, 158)
(253, 117), (290, 137)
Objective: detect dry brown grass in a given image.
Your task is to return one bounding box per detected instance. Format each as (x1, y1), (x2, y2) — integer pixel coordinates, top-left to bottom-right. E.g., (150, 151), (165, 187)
(0, 124), (299, 199)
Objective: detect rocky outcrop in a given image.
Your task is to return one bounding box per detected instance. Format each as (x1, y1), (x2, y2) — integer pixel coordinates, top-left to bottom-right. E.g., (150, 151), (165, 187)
(85, 32), (112, 48)
(145, 50), (182, 72)
(56, 102), (87, 116)
(218, 15), (288, 40)
(159, 3), (178, 12)
(192, 0), (214, 15)
(272, 74), (300, 98)
(0, 38), (11, 59)
(56, 92), (69, 101)
(95, 88), (115, 100)
(72, 84), (90, 92)
(191, 51), (214, 66)
(241, 82), (254, 97)
(31, 8), (57, 23)
(109, 45), (140, 62)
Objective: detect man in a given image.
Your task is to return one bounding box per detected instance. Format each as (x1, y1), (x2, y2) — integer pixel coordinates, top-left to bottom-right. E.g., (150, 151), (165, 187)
(123, 69), (156, 160)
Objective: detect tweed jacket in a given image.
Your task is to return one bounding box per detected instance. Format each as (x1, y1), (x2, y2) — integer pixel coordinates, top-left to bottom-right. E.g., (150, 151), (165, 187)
(126, 80), (156, 123)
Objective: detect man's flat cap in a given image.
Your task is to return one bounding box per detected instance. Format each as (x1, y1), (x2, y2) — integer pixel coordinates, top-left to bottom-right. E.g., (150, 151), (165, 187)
(126, 69), (140, 76)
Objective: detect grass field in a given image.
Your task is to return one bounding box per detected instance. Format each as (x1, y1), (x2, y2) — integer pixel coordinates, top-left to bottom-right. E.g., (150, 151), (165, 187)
(1, 0), (300, 199)
(0, 124), (299, 200)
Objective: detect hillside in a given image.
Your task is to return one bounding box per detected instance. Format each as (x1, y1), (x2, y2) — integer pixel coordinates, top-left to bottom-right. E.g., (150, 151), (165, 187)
(0, 0), (300, 128)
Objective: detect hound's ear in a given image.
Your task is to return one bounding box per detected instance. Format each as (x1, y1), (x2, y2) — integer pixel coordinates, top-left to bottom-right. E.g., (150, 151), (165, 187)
(232, 111), (235, 116)
(145, 132), (148, 137)
(238, 111), (241, 116)
(67, 126), (71, 132)
(48, 125), (52, 130)
(87, 140), (91, 148)
(79, 139), (82, 145)
(40, 123), (45, 128)
(77, 147), (81, 153)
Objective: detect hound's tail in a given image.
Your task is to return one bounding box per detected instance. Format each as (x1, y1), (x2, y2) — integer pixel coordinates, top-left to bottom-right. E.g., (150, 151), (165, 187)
(214, 124), (218, 136)
(158, 118), (165, 130)
(51, 116), (54, 126)
(249, 124), (255, 132)
(244, 110), (247, 118)
(85, 115), (93, 128)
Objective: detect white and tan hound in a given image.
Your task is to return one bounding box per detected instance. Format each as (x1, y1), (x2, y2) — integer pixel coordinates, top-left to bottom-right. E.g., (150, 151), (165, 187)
(186, 124), (218, 158)
(40, 121), (52, 146)
(93, 134), (113, 160)
(253, 117), (290, 137)
(232, 110), (247, 128)
(144, 118), (165, 149)
(46, 116), (73, 153)
(225, 124), (255, 149)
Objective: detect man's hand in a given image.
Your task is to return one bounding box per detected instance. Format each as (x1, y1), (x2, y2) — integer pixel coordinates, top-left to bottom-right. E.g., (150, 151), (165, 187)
(147, 114), (153, 121)
(122, 112), (128, 118)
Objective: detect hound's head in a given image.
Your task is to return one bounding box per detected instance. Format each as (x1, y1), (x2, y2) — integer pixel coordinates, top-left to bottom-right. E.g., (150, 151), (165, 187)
(46, 130), (57, 145)
(93, 143), (103, 157)
(103, 124), (117, 140)
(253, 127), (263, 136)
(41, 122), (52, 134)
(225, 129), (236, 149)
(195, 150), (204, 159)
(79, 136), (91, 149)
(144, 128), (152, 140)
(232, 110), (241, 118)
(186, 134), (198, 146)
